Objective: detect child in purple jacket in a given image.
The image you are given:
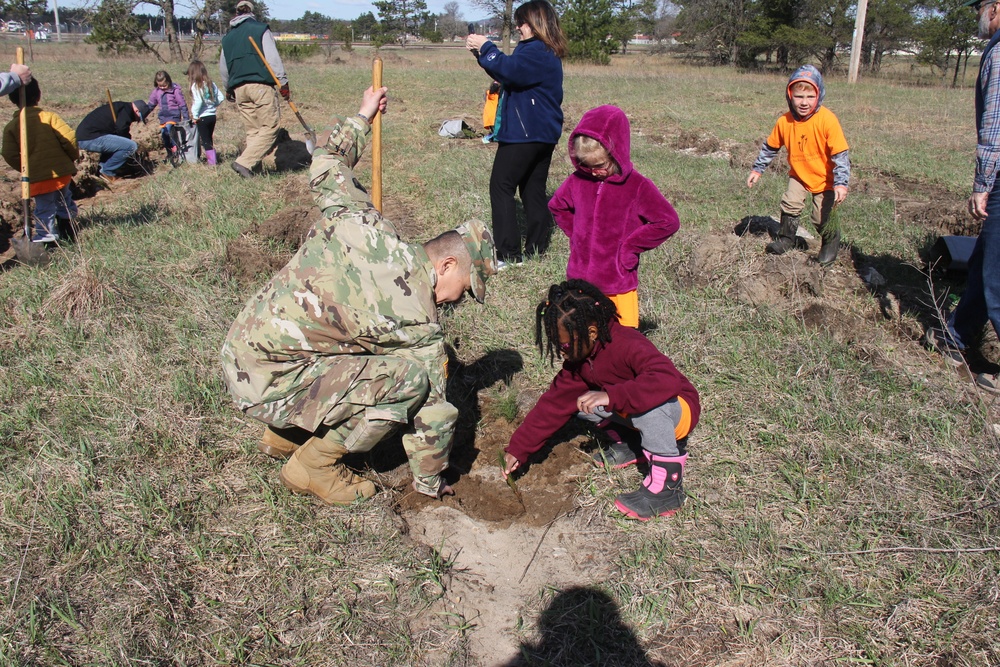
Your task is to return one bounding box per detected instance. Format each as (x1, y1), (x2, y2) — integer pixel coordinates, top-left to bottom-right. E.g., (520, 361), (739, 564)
(502, 280), (700, 520)
(148, 70), (190, 161)
(548, 105), (679, 328)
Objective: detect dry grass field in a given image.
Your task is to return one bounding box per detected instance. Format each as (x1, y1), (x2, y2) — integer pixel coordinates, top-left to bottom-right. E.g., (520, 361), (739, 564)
(0, 40), (998, 666)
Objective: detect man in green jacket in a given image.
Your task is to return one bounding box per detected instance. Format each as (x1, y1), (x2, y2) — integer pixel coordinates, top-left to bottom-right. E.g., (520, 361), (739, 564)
(219, 0), (288, 178)
(221, 85), (498, 505)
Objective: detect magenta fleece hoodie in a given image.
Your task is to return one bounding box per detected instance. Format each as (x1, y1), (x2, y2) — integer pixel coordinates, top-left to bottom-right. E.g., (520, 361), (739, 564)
(548, 105), (679, 295)
(505, 320), (700, 464)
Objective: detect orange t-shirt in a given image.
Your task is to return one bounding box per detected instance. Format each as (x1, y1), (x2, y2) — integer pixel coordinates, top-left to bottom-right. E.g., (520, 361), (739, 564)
(766, 106), (848, 194)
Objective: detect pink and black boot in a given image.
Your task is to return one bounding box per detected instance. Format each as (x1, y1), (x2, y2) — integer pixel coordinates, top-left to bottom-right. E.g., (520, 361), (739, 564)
(205, 149), (217, 166)
(614, 453), (686, 520)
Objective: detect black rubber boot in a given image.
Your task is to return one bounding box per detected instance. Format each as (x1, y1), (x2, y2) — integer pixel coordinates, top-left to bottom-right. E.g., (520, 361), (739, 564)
(816, 226), (841, 266)
(614, 454), (686, 521)
(765, 213), (800, 255)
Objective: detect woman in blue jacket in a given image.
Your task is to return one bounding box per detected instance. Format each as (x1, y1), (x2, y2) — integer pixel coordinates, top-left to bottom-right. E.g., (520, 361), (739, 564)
(467, 0), (567, 269)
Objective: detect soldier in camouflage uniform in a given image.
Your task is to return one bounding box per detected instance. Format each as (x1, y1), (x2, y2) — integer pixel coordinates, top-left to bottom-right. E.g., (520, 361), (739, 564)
(220, 85), (498, 505)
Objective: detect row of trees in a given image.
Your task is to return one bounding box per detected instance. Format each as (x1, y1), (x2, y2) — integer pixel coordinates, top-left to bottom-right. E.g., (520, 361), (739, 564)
(673, 0), (981, 81)
(82, 0), (985, 79)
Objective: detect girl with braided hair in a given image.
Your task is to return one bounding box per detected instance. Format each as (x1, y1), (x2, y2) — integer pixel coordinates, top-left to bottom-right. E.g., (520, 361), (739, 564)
(503, 279), (701, 520)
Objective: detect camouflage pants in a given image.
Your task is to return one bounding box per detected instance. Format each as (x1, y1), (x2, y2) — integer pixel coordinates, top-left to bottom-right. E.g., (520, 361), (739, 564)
(245, 355), (457, 495)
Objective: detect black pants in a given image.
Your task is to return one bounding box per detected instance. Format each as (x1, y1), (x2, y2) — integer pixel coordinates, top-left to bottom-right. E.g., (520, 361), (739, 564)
(196, 115), (217, 151)
(489, 141), (555, 262)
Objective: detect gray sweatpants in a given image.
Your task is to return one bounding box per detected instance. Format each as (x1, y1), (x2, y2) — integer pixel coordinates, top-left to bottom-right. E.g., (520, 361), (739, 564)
(578, 398), (686, 457)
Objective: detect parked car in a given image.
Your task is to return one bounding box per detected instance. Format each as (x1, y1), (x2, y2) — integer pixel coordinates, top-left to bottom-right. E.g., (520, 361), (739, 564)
(6, 21), (24, 32)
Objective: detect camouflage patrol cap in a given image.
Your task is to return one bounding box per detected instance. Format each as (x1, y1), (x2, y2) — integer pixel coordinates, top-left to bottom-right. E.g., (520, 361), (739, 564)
(455, 219), (497, 303)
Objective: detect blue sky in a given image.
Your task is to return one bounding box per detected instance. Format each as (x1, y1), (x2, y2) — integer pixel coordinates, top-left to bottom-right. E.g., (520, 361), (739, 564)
(82, 1), (480, 22)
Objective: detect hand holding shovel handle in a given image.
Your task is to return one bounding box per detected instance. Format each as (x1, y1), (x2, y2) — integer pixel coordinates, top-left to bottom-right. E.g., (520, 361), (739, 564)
(372, 57), (383, 212)
(247, 37), (317, 152)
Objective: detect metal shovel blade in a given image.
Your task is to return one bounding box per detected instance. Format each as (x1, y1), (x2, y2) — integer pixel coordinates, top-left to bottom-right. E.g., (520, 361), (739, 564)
(11, 235), (50, 267)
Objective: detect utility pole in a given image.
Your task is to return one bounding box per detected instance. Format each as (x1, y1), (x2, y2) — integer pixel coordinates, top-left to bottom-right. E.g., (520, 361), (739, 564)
(848, 0), (869, 84)
(53, 0), (61, 41)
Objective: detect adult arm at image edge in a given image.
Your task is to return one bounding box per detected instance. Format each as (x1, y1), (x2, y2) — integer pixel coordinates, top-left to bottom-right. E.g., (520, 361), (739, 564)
(976, 39), (1000, 194)
(0, 71), (21, 97)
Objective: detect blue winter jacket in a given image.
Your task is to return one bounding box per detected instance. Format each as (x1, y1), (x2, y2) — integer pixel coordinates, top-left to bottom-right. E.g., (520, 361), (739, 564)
(476, 37), (563, 144)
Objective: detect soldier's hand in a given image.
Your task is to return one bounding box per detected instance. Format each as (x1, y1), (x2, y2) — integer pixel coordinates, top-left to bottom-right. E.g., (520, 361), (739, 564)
(359, 85), (388, 122)
(279, 84), (290, 101)
(226, 88), (236, 103)
(414, 479), (454, 499)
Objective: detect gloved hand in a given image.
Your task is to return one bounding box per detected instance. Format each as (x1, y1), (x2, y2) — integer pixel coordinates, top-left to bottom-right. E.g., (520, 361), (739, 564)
(279, 84), (290, 101)
(226, 88), (235, 103)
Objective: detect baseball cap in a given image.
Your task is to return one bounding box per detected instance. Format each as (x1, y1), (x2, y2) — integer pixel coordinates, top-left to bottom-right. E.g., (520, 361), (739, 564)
(965, 0), (993, 8)
(236, 0), (255, 11)
(454, 219), (497, 303)
(132, 99), (150, 123)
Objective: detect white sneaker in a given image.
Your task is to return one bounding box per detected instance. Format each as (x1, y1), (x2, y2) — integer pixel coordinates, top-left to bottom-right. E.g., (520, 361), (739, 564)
(31, 233), (57, 243)
(496, 259), (523, 272)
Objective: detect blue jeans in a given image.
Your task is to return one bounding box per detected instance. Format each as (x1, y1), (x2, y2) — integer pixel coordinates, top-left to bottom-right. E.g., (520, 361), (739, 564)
(32, 185), (77, 241)
(78, 135), (137, 177)
(946, 182), (1000, 349)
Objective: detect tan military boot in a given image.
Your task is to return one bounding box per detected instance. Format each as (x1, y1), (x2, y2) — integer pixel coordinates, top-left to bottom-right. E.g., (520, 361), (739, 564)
(279, 438), (376, 505)
(258, 425), (313, 459)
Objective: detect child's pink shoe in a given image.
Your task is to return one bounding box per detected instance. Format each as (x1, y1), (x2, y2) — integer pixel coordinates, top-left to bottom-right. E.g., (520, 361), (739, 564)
(614, 453), (686, 521)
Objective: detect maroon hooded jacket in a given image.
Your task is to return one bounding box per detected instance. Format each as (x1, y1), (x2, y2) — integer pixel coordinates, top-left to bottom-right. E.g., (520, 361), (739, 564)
(548, 105), (679, 295)
(505, 320), (700, 464)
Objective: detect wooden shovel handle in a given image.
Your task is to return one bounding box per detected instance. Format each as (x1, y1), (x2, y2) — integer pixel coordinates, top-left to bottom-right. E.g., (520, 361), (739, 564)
(106, 88), (116, 123)
(17, 47), (29, 235)
(372, 57), (383, 213)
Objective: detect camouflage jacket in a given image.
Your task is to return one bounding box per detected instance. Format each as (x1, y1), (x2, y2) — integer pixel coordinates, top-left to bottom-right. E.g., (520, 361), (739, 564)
(221, 116), (447, 426)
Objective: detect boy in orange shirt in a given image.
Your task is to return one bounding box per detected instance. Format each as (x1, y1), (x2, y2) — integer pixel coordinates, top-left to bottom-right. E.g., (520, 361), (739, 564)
(746, 65), (850, 266)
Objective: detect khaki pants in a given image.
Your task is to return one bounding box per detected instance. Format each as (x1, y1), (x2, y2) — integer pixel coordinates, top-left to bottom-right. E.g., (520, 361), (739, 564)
(234, 82), (280, 171)
(780, 177), (835, 231)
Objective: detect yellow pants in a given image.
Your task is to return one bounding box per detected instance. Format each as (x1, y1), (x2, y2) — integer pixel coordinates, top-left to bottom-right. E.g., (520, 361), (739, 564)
(608, 290), (639, 328)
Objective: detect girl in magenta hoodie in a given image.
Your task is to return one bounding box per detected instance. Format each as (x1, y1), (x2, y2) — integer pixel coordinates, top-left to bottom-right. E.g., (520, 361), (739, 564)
(548, 105), (679, 328)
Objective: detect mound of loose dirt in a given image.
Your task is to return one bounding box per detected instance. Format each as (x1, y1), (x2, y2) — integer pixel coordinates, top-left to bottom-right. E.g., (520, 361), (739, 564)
(223, 204), (321, 283)
(856, 172), (977, 237)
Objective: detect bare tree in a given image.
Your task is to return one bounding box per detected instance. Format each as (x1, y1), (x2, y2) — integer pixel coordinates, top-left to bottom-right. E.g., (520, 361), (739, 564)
(438, 0), (464, 41)
(472, 0), (513, 52)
